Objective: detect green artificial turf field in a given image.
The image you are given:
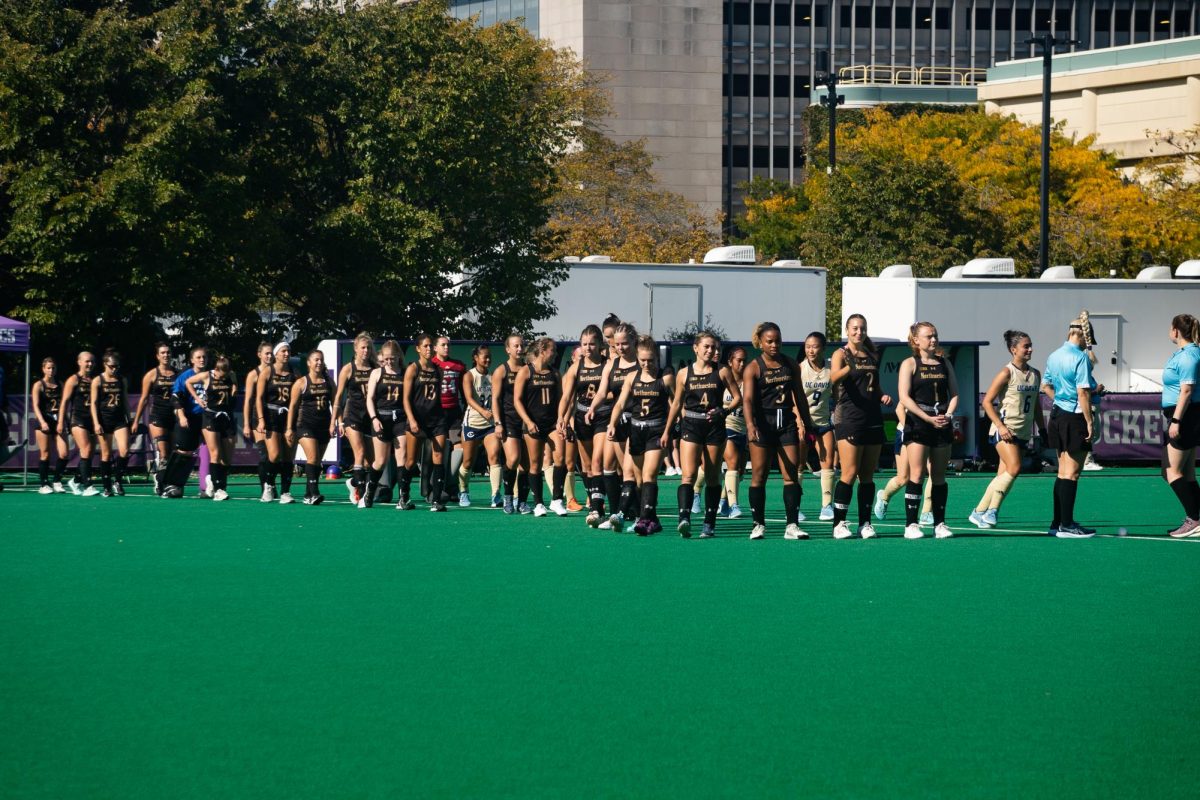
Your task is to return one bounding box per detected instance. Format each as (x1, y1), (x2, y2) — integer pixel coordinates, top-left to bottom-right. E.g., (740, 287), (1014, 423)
(1, 468), (1197, 798)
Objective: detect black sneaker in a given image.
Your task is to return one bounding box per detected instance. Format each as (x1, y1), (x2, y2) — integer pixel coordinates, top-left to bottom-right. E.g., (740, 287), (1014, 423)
(1054, 523), (1095, 538)
(430, 502), (447, 512)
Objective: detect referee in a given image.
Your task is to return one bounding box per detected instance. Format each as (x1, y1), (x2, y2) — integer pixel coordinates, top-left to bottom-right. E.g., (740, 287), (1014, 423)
(1041, 317), (1099, 537)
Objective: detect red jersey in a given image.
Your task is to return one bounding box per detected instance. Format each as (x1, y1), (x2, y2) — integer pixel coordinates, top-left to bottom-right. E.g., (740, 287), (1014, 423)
(432, 356), (467, 411)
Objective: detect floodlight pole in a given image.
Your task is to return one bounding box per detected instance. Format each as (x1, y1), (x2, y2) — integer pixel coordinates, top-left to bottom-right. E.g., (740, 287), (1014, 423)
(1025, 33), (1078, 277)
(816, 59), (843, 173)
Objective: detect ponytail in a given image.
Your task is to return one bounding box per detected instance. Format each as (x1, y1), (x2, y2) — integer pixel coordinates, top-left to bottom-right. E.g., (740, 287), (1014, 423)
(1172, 313), (1200, 344)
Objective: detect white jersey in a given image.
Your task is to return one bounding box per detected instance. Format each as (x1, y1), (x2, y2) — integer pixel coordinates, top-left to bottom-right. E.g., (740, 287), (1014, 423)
(989, 362), (1041, 440)
(800, 360), (831, 428)
(464, 367), (493, 429)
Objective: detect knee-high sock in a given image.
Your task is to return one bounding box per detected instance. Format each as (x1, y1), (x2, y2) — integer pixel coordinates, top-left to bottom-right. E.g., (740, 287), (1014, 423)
(931, 482), (948, 525)
(552, 465), (565, 501)
(921, 478), (933, 515)
(604, 471), (621, 516)
(975, 476), (999, 513)
(364, 467), (382, 507)
(304, 463), (320, 498)
(986, 472), (1015, 511)
(530, 470), (545, 506)
(1051, 477), (1062, 528)
(503, 465), (516, 497)
(820, 468), (835, 507)
(694, 471), (706, 492)
(429, 463), (445, 506)
(351, 465), (365, 492)
(489, 464), (502, 497)
(704, 485), (722, 525)
(563, 468), (577, 503)
(1056, 478), (1079, 526)
(279, 461), (293, 494)
(881, 474), (905, 500)
(782, 483), (800, 525)
(905, 481), (923, 526)
(256, 441), (270, 489)
(587, 475), (605, 514)
(38, 458), (49, 486)
(53, 456), (66, 483)
(620, 480), (638, 519)
(516, 469), (529, 504)
(641, 482), (659, 521)
(724, 468), (740, 507)
(77, 455), (92, 487)
(100, 459), (112, 490)
(398, 464), (413, 499)
(678, 483), (695, 521)
(832, 480), (852, 523)
(210, 463), (226, 491)
(1169, 477), (1200, 519)
(458, 463), (471, 494)
(115, 455), (128, 484)
(749, 484), (766, 525)
(857, 482), (875, 526)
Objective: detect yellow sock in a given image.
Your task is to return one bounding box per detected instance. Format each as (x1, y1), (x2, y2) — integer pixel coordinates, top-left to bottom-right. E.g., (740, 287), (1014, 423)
(976, 476), (998, 513)
(820, 468), (835, 507)
(989, 472), (1016, 511)
(724, 469), (739, 506)
(489, 464), (502, 496)
(921, 479), (933, 515)
(564, 469), (577, 503)
(458, 464), (470, 493)
(882, 475), (905, 500)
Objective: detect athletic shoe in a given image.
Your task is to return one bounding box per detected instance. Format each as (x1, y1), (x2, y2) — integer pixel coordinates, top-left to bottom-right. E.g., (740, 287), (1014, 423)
(396, 496), (415, 511)
(727, 503), (743, 520)
(199, 487), (213, 499)
(279, 492), (295, 505)
(904, 524), (925, 539)
(872, 490), (889, 520)
(459, 492), (471, 508)
(302, 495), (318, 505)
(717, 499), (730, 517)
(430, 502), (446, 512)
(532, 503), (548, 517)
(114, 482), (125, 497)
(213, 489), (229, 502)
(818, 504), (834, 521)
(599, 513), (623, 532)
(832, 521), (852, 539)
(52, 481), (65, 494)
(919, 512), (934, 526)
(749, 523), (766, 540)
(968, 510), (993, 529)
(934, 523), (953, 539)
(1053, 523), (1095, 538)
(649, 519), (663, 534)
(690, 496), (701, 515)
(1168, 518), (1200, 538)
(784, 524), (809, 540)
(797, 510), (806, 522)
(698, 523), (716, 538)
(566, 498), (584, 512)
(586, 510), (601, 528)
(502, 496), (514, 514)
(490, 493), (503, 508)
(1082, 456), (1104, 471)
(163, 486), (183, 499)
(374, 485), (393, 505)
(549, 499), (569, 516)
(101, 487), (115, 498)
(70, 479), (82, 496)
(630, 518), (647, 535)
(357, 497), (368, 509)
(261, 485), (275, 503)
(859, 523), (877, 539)
(518, 501), (532, 515)
(37, 485), (53, 495)
(205, 474), (214, 496)
(982, 508), (998, 527)
(82, 485), (100, 497)
(677, 519), (691, 538)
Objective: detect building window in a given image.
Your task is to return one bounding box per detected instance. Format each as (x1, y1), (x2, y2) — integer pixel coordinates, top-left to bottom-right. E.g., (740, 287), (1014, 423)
(774, 3), (789, 25)
(1115, 9), (1131, 32)
(1095, 9), (1111, 31)
(896, 6), (912, 28)
(753, 73), (769, 97)
(732, 2), (750, 26)
(1134, 9), (1151, 33)
(974, 8), (990, 30)
(774, 74), (790, 97)
(754, 2), (770, 25)
(935, 7), (950, 30)
(753, 145), (770, 168)
(995, 8), (1011, 29)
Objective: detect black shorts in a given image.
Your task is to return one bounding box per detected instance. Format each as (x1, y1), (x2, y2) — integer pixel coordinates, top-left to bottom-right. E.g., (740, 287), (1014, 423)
(373, 410), (407, 441)
(681, 416), (726, 446)
(263, 406), (289, 434)
(173, 412), (203, 452)
(99, 413), (129, 435)
(1164, 404), (1200, 450)
(629, 421), (666, 456)
(1047, 407), (1090, 454)
(203, 411), (236, 437)
(297, 417), (332, 445)
(70, 412), (93, 432)
(835, 419), (886, 447)
(500, 411), (524, 441)
(342, 402), (370, 433)
(609, 412), (631, 444)
(903, 415), (954, 448)
(523, 419), (556, 441)
(411, 411), (449, 440)
(751, 413), (799, 448)
(149, 404), (176, 430)
(574, 407), (610, 440)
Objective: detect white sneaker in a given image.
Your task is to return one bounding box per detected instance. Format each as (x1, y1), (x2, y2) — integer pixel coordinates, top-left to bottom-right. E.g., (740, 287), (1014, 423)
(261, 485), (275, 503)
(690, 496), (701, 515)
(586, 510), (601, 528)
(81, 485), (100, 497)
(934, 523), (954, 539)
(919, 512), (934, 526)
(532, 503), (548, 517)
(749, 523), (766, 540)
(459, 491), (471, 508)
(70, 479), (82, 496)
(832, 520), (853, 540)
(1083, 456), (1104, 471)
(873, 490), (889, 520)
(279, 492), (295, 505)
(904, 524), (925, 539)
(213, 489), (229, 502)
(357, 497), (367, 509)
(796, 510), (806, 522)
(982, 508), (998, 527)
(52, 481), (65, 493)
(37, 485), (53, 495)
(599, 513), (623, 532)
(727, 504), (743, 519)
(205, 474), (214, 495)
(549, 499), (569, 516)
(968, 510), (992, 529)
(819, 504), (834, 521)
(859, 523), (877, 539)
(677, 519), (691, 538)
(784, 524), (809, 540)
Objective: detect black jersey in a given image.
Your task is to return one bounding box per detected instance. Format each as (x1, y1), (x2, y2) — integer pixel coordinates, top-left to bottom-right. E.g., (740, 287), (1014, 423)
(299, 376), (333, 423)
(97, 376), (126, 421)
(834, 347), (882, 425)
(523, 367), (561, 426)
(574, 360), (606, 408)
(754, 355), (798, 414)
(607, 359), (639, 403)
(344, 365), (373, 413)
(205, 373), (235, 414)
(69, 374), (92, 424)
(683, 366), (723, 414)
(150, 367), (176, 411)
(264, 368), (295, 408)
(630, 374), (669, 421)
(497, 362), (521, 419)
(910, 357), (951, 411)
(410, 362), (444, 419)
(374, 369), (405, 413)
(37, 381), (61, 418)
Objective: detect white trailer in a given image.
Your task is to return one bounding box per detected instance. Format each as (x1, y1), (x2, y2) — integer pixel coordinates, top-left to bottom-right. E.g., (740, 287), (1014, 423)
(842, 262), (1200, 395)
(535, 255), (828, 342)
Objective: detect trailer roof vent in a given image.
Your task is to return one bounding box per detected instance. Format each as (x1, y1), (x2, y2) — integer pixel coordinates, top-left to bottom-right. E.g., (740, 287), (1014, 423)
(772, 259), (804, 267)
(942, 265), (965, 279)
(703, 245), (757, 264)
(879, 264), (913, 278)
(1040, 265), (1075, 280)
(962, 257), (1015, 277)
(1136, 265), (1172, 281)
(562, 256), (581, 263)
(580, 254), (612, 263)
(1176, 260), (1200, 279)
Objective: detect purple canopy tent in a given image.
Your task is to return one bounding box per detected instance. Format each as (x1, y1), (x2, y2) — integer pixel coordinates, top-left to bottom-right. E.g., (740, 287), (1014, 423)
(0, 315), (32, 485)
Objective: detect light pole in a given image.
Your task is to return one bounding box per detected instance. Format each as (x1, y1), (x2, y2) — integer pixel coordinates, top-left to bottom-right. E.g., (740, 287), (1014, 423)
(1024, 33), (1079, 277)
(815, 53), (843, 173)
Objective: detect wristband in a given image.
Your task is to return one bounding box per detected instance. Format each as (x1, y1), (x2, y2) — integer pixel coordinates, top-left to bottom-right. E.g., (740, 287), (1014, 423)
(1172, 418), (1181, 424)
